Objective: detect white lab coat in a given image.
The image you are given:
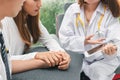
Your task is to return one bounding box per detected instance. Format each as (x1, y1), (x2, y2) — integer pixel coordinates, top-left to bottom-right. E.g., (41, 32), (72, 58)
(1, 17), (64, 60)
(59, 3), (120, 80)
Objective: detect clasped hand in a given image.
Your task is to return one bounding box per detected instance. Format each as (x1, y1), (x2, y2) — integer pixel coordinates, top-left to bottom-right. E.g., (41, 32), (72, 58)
(35, 51), (71, 70)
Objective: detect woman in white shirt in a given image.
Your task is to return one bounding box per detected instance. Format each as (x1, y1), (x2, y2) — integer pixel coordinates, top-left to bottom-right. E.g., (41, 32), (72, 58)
(0, 0), (25, 80)
(2, 0), (71, 74)
(59, 0), (120, 80)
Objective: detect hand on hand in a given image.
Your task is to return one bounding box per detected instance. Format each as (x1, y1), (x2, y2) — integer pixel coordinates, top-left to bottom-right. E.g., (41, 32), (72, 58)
(34, 51), (71, 70)
(35, 51), (62, 67)
(56, 51), (71, 70)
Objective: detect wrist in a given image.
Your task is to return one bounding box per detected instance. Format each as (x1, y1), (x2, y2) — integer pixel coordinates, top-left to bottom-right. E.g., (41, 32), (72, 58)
(33, 59), (47, 68)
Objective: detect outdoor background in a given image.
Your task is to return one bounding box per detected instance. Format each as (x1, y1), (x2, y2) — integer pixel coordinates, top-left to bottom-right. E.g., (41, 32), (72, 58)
(40, 0), (75, 34)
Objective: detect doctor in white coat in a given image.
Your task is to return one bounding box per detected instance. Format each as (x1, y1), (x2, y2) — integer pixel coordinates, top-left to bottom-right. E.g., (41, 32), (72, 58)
(59, 0), (120, 80)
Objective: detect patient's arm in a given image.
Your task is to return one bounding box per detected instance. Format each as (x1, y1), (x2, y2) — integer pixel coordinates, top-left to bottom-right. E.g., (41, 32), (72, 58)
(12, 59), (49, 74)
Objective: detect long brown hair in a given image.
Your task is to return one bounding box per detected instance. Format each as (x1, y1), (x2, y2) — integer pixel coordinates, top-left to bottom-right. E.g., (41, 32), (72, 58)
(14, 9), (41, 51)
(78, 0), (120, 17)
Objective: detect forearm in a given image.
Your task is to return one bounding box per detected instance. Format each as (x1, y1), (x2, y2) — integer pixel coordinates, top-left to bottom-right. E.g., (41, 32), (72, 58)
(12, 59), (45, 74)
(11, 52), (37, 60)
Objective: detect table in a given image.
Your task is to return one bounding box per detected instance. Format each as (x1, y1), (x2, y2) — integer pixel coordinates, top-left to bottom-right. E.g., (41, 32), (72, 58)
(12, 47), (84, 80)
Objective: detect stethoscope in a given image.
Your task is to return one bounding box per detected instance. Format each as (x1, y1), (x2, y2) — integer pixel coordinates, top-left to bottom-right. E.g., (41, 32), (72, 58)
(76, 6), (106, 38)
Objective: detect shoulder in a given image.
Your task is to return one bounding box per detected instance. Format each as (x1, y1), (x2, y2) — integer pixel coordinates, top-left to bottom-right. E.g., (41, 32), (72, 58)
(69, 3), (79, 9)
(1, 17), (17, 33)
(38, 20), (48, 32)
(1, 17), (14, 23)
(104, 9), (119, 26)
(38, 20), (44, 28)
(65, 3), (81, 14)
(1, 17), (15, 28)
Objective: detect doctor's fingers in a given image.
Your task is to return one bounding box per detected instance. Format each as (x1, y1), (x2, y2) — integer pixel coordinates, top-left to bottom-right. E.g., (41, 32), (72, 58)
(85, 34), (94, 40)
(87, 38), (105, 44)
(97, 38), (105, 42)
(102, 44), (117, 55)
(92, 38), (105, 44)
(103, 47), (115, 55)
(87, 40), (103, 44)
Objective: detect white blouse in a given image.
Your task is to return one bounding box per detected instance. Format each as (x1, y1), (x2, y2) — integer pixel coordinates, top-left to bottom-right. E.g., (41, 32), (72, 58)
(1, 17), (64, 60)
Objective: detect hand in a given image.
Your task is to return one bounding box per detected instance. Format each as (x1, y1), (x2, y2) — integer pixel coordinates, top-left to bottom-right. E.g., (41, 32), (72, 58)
(49, 51), (63, 66)
(36, 59), (50, 68)
(84, 34), (105, 45)
(102, 43), (117, 55)
(35, 51), (62, 67)
(57, 51), (71, 70)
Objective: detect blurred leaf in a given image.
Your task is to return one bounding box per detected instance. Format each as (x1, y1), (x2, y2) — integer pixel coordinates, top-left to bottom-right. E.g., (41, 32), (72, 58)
(40, 0), (74, 34)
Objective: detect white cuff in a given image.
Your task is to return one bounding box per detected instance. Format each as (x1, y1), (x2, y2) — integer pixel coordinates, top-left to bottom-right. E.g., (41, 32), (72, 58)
(11, 52), (37, 60)
(84, 51), (103, 62)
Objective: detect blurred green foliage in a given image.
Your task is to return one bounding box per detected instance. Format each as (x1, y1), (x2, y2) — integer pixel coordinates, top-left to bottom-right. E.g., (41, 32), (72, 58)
(40, 1), (63, 34)
(40, 0), (75, 34)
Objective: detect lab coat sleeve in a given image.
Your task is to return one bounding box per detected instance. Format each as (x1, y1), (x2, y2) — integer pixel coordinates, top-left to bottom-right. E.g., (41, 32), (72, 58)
(59, 4), (85, 53)
(102, 22), (120, 60)
(38, 21), (64, 51)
